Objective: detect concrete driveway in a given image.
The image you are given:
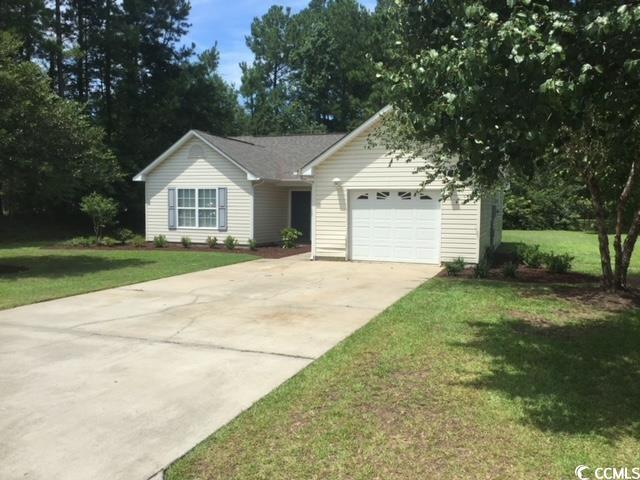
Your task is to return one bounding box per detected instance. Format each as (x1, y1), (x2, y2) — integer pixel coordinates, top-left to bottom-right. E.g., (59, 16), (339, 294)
(0, 254), (440, 480)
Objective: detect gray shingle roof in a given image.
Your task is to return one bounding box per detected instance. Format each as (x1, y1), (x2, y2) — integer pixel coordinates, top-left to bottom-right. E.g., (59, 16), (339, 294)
(194, 131), (346, 181)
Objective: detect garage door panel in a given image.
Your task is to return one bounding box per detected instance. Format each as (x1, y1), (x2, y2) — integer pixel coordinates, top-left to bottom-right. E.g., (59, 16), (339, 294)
(349, 190), (441, 264)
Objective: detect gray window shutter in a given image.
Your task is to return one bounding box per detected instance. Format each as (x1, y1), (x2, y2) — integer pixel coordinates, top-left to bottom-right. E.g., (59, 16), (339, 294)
(168, 188), (177, 230)
(218, 187), (227, 231)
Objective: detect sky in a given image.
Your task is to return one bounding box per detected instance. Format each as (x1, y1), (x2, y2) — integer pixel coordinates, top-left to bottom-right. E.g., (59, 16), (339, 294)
(183, 0), (377, 88)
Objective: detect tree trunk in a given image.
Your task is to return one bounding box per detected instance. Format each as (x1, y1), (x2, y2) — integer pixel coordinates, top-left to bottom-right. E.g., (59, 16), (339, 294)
(104, 0), (113, 140)
(55, 0), (64, 97)
(618, 206), (640, 289)
(586, 175), (615, 289)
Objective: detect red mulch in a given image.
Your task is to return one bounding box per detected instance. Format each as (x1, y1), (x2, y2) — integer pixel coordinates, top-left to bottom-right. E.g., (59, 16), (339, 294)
(50, 242), (311, 259)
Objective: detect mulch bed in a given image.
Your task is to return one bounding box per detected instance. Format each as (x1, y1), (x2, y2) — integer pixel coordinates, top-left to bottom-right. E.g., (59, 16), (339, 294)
(436, 265), (600, 285)
(49, 242), (310, 259)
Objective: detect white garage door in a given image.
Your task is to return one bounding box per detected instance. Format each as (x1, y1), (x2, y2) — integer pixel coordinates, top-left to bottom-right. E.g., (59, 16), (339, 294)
(349, 190), (441, 264)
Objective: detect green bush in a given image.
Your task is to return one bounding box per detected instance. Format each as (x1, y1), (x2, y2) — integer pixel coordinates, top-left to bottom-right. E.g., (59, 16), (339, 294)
(445, 257), (466, 276)
(153, 235), (167, 248)
(80, 192), (118, 241)
(545, 252), (574, 274)
(206, 236), (218, 248)
(516, 243), (546, 268)
(117, 228), (135, 243)
(248, 238), (258, 251)
(281, 227), (302, 249)
(99, 236), (119, 247)
(473, 258), (490, 279)
(502, 261), (518, 279)
(129, 235), (146, 248)
(224, 235), (238, 250)
(63, 236), (95, 247)
(181, 236), (192, 248)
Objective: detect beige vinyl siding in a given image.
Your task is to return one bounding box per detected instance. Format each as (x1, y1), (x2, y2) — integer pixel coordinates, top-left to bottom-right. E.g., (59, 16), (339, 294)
(145, 138), (253, 243)
(478, 192), (504, 259)
(253, 182), (289, 244)
(313, 125), (482, 263)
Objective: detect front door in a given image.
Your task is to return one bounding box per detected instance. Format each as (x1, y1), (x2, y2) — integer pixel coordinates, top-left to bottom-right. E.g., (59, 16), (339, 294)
(290, 191), (311, 243)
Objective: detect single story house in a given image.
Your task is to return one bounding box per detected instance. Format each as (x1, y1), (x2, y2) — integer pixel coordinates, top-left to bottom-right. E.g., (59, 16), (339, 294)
(133, 106), (503, 264)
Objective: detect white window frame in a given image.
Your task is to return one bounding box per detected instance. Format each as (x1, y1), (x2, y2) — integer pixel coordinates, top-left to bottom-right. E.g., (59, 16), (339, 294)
(176, 188), (218, 229)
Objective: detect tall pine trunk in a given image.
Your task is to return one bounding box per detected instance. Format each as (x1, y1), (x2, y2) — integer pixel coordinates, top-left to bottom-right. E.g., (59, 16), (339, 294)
(54, 0), (64, 96)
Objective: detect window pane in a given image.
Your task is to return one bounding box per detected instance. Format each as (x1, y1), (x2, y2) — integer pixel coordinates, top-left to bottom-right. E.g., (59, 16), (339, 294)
(178, 189), (195, 208)
(198, 209), (216, 228)
(178, 208), (196, 227)
(198, 189), (216, 208)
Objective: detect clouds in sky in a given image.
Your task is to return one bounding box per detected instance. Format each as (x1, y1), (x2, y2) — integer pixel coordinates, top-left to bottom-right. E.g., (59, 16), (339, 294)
(183, 0), (377, 88)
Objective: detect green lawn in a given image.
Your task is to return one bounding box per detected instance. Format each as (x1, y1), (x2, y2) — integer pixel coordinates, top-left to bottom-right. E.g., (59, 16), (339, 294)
(168, 230), (640, 480)
(0, 243), (255, 310)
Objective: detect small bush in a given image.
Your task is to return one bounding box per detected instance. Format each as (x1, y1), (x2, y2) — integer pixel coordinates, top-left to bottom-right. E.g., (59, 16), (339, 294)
(546, 252), (574, 274)
(129, 235), (146, 248)
(502, 261), (518, 278)
(181, 236), (192, 248)
(80, 192), (118, 242)
(473, 258), (490, 279)
(153, 235), (167, 248)
(248, 238), (258, 251)
(64, 236), (95, 247)
(117, 228), (135, 243)
(281, 227), (302, 249)
(517, 243), (545, 268)
(224, 235), (238, 250)
(99, 236), (119, 247)
(445, 257), (466, 276)
(206, 236), (218, 248)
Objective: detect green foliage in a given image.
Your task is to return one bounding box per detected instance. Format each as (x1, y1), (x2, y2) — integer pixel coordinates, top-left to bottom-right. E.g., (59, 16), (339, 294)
(153, 235), (168, 248)
(516, 244), (546, 269)
(99, 236), (119, 247)
(0, 33), (120, 216)
(248, 239), (258, 251)
(224, 235), (238, 250)
(63, 236), (95, 248)
(117, 228), (135, 243)
(181, 236), (192, 248)
(502, 262), (518, 279)
(445, 257), (466, 277)
(129, 235), (146, 248)
(206, 236), (218, 248)
(473, 258), (490, 279)
(280, 227), (302, 249)
(80, 193), (118, 241)
(546, 253), (575, 274)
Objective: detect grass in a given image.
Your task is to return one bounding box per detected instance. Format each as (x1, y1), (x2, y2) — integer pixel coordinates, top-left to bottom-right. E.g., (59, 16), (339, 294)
(0, 241), (255, 310)
(503, 230), (640, 277)
(167, 230), (640, 480)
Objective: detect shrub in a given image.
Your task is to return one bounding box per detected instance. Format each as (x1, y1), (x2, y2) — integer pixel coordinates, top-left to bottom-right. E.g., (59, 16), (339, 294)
(129, 235), (146, 248)
(117, 228), (135, 243)
(181, 236), (192, 248)
(502, 261), (518, 279)
(80, 192), (118, 242)
(281, 227), (302, 249)
(248, 238), (258, 251)
(517, 243), (545, 268)
(473, 258), (490, 279)
(153, 235), (167, 248)
(546, 252), (574, 274)
(206, 236), (218, 248)
(445, 257), (466, 276)
(64, 236), (95, 247)
(99, 236), (119, 247)
(224, 235), (238, 250)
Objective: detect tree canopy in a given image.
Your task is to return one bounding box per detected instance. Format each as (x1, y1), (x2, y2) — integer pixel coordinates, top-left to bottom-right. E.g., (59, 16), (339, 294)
(378, 0), (640, 289)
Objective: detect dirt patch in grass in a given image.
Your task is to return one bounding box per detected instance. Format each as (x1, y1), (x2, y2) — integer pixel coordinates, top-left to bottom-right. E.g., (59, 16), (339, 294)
(51, 243), (310, 259)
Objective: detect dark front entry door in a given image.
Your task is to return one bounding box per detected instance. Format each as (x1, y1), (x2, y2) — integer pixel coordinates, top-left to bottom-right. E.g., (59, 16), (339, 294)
(290, 191), (311, 243)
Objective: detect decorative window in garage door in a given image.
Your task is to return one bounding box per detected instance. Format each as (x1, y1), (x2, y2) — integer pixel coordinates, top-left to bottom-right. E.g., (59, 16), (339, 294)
(398, 191), (412, 200)
(376, 191), (390, 200)
(420, 193), (433, 200)
(357, 193), (369, 200)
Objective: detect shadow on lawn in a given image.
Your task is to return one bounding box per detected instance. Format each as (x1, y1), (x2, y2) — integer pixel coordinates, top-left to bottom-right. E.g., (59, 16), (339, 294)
(461, 307), (640, 441)
(0, 255), (153, 279)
